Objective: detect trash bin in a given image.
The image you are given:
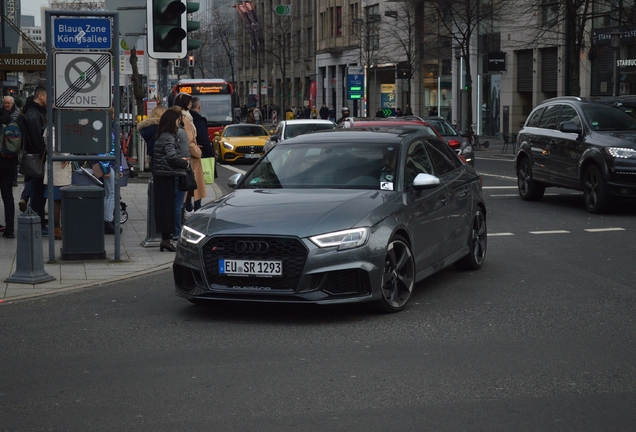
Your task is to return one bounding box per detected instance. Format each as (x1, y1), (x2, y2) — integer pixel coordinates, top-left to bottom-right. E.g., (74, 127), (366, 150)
(61, 186), (106, 260)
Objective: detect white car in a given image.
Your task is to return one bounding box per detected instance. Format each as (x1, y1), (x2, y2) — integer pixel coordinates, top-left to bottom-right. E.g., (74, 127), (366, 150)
(264, 119), (336, 152)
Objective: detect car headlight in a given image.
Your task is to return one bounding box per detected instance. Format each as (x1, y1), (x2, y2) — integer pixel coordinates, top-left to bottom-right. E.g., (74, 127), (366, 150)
(222, 141), (234, 150)
(181, 225), (206, 244)
(607, 147), (636, 159)
(309, 228), (369, 250)
(461, 145), (473, 154)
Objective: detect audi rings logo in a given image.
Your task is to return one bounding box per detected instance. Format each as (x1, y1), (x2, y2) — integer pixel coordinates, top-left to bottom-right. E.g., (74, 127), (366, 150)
(235, 240), (269, 253)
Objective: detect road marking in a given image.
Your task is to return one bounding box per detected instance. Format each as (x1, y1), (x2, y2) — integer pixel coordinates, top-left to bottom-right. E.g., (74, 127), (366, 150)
(584, 227), (626, 233)
(490, 194), (518, 197)
(483, 186), (517, 189)
(529, 230), (570, 234)
(480, 173), (517, 180)
(489, 232), (514, 236)
(221, 164), (246, 174)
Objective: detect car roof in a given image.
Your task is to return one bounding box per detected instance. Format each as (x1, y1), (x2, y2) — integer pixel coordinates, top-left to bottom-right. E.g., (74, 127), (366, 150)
(277, 129), (417, 145)
(280, 119), (336, 125)
(349, 119), (444, 139)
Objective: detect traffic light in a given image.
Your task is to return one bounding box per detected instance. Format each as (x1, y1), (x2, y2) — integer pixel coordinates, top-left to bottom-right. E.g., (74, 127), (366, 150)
(186, 2), (200, 51)
(147, 0), (200, 59)
(188, 55), (194, 67)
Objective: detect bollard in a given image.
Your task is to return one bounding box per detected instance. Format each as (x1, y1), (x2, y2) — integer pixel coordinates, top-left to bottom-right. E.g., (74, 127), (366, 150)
(5, 207), (56, 284)
(141, 176), (162, 247)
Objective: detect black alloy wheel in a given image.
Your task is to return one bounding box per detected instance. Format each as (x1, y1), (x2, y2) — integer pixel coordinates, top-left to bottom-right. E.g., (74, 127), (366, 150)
(583, 164), (611, 214)
(376, 235), (415, 313)
(517, 157), (546, 201)
(455, 208), (487, 271)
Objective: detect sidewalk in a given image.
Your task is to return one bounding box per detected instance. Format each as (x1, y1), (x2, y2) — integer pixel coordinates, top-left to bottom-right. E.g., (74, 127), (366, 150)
(1, 176), (224, 302)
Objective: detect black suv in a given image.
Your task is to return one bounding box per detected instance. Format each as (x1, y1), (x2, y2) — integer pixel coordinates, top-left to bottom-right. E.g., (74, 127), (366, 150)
(515, 96), (636, 213)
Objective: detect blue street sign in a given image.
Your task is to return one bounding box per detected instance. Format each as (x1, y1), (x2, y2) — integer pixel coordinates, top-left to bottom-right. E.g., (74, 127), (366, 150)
(54, 18), (112, 49)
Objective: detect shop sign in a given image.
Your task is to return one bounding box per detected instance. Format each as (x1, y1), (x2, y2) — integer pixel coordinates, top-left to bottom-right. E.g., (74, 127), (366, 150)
(488, 52), (506, 72)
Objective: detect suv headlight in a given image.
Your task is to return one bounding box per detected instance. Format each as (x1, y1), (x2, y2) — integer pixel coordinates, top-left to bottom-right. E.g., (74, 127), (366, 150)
(222, 141), (234, 150)
(181, 226), (206, 244)
(310, 228), (369, 250)
(607, 147), (636, 158)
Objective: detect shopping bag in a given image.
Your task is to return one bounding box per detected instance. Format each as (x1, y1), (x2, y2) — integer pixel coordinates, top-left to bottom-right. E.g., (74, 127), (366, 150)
(201, 157), (215, 184)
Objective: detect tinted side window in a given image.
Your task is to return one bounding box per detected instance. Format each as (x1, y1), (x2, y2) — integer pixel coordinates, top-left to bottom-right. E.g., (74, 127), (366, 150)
(538, 104), (562, 129)
(558, 105), (581, 128)
(427, 139), (460, 175)
(404, 140), (434, 188)
(526, 107), (545, 127)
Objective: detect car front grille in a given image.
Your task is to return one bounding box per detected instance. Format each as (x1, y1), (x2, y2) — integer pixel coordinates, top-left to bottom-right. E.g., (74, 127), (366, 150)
(201, 236), (308, 291)
(614, 170), (636, 185)
(235, 145), (263, 154)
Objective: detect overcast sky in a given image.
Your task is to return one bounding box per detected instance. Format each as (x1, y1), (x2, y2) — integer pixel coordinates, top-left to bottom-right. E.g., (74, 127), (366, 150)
(22, 0), (49, 26)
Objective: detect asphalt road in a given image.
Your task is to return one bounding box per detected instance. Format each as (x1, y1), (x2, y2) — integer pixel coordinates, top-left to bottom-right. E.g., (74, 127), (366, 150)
(1, 154), (635, 431)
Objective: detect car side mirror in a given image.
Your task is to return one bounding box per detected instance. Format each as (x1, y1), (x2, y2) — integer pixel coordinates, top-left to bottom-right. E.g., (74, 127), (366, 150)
(227, 173), (242, 188)
(559, 121), (582, 135)
(270, 134), (280, 142)
(413, 173), (441, 190)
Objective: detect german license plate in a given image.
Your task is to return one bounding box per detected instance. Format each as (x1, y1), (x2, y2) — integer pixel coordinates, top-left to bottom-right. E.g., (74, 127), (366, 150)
(244, 153), (260, 159)
(219, 259), (282, 276)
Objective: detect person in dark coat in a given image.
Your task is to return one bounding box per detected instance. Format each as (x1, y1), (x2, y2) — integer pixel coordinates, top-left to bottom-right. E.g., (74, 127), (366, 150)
(152, 109), (190, 252)
(319, 103), (329, 120)
(405, 104), (413, 116)
(191, 97), (218, 180)
(137, 105), (167, 166)
(328, 105), (336, 122)
(0, 105), (18, 238)
(375, 107), (384, 118)
(395, 107), (403, 117)
(21, 86), (48, 235)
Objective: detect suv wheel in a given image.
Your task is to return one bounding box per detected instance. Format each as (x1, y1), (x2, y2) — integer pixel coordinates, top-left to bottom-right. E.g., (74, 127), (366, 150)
(517, 158), (545, 201)
(583, 165), (611, 214)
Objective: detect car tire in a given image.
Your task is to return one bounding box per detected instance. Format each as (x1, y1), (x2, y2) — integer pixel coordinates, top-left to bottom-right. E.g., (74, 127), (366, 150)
(583, 164), (611, 214)
(454, 207), (487, 271)
(375, 235), (415, 313)
(517, 157), (545, 201)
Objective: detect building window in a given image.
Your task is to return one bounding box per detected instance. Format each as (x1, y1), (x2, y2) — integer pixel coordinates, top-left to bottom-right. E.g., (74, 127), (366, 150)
(336, 6), (342, 36)
(297, 30), (301, 57)
(307, 27), (312, 57)
(541, 0), (558, 27)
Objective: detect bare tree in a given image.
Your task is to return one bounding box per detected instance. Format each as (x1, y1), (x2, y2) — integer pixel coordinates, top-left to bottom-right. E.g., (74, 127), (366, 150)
(425, 0), (508, 127)
(260, 14), (294, 111)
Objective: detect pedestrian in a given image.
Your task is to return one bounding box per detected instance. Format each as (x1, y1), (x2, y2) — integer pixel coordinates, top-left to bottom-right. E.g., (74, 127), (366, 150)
(311, 107), (318, 119)
(245, 108), (256, 123)
(2, 96), (20, 188)
(253, 106), (262, 125)
(152, 109), (190, 252)
(241, 104), (248, 122)
(285, 106), (294, 120)
(191, 97), (217, 181)
(375, 107), (384, 118)
(233, 106), (242, 123)
(328, 105), (336, 122)
(98, 107), (124, 235)
(303, 105), (311, 119)
(137, 105), (166, 167)
(428, 106), (438, 116)
(319, 103), (329, 120)
(43, 125), (72, 240)
(173, 93), (206, 214)
(395, 107), (403, 117)
(336, 106), (351, 125)
(0, 106), (18, 238)
(405, 104), (413, 116)
(20, 86), (48, 235)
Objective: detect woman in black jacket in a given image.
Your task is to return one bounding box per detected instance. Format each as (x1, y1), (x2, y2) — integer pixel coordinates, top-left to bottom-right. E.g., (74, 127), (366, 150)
(152, 109), (190, 251)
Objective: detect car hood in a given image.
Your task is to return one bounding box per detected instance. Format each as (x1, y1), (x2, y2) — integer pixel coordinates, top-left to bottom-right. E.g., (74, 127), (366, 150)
(597, 130), (636, 147)
(186, 189), (398, 238)
(221, 136), (268, 145)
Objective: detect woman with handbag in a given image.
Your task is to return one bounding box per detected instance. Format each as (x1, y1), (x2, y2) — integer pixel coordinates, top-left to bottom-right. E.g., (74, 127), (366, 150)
(98, 108), (124, 235)
(173, 93), (206, 214)
(152, 109), (190, 252)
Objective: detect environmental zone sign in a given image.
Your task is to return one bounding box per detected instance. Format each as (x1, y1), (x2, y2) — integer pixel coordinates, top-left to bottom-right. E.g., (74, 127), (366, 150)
(54, 52), (112, 109)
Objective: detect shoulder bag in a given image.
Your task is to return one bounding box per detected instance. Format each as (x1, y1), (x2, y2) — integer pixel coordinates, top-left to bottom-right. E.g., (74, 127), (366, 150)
(19, 152), (45, 178)
(178, 166), (198, 192)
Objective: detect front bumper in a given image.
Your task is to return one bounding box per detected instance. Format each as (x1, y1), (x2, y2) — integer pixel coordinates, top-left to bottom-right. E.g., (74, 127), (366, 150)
(173, 235), (383, 304)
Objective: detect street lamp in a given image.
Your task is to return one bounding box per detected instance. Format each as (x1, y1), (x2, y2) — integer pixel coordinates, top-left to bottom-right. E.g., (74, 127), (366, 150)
(610, 30), (621, 97)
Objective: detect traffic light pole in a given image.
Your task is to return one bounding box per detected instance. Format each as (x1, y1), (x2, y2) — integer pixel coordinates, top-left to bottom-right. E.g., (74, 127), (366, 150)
(159, 59), (169, 104)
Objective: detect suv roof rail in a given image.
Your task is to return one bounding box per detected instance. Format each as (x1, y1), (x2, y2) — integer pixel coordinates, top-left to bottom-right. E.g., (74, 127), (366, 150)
(543, 96), (584, 103)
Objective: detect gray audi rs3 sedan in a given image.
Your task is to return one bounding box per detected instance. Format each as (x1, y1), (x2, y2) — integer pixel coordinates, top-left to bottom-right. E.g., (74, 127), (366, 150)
(173, 130), (487, 312)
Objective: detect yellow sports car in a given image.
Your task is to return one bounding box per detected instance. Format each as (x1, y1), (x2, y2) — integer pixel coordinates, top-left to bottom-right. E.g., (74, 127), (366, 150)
(213, 124), (270, 163)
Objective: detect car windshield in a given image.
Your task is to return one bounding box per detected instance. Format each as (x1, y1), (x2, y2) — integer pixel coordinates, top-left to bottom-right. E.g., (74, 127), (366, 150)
(283, 123), (336, 139)
(242, 142), (400, 190)
(424, 120), (458, 136)
(582, 105), (636, 131)
(224, 125), (267, 137)
(351, 124), (438, 137)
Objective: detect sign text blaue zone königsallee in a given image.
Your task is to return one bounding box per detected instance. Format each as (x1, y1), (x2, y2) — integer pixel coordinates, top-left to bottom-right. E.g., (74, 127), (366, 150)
(54, 17), (112, 49)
